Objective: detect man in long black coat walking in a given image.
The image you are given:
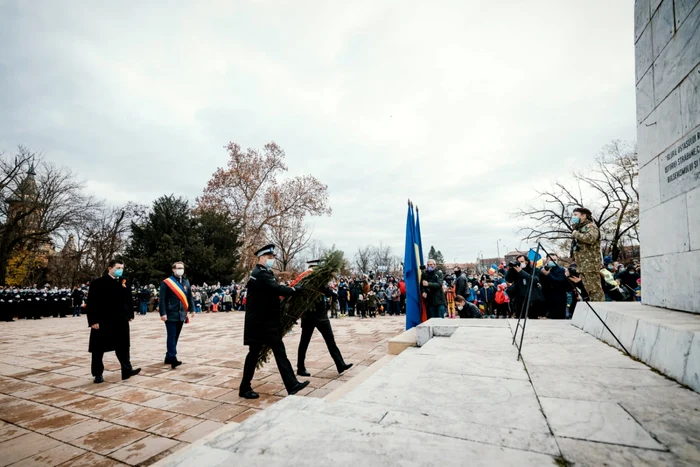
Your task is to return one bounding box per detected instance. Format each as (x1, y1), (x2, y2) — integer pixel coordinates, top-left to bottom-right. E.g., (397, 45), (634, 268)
(239, 244), (309, 400)
(87, 260), (141, 384)
(296, 260), (352, 377)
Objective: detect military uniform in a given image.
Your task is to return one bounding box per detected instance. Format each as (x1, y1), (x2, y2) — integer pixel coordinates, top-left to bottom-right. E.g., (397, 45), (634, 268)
(294, 261), (351, 377)
(572, 219), (604, 302)
(239, 244), (308, 399)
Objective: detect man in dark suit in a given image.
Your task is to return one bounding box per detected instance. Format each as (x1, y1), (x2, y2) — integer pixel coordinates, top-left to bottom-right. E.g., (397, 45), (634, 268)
(159, 261), (195, 369)
(87, 260), (141, 383)
(295, 260), (352, 377)
(239, 244), (309, 400)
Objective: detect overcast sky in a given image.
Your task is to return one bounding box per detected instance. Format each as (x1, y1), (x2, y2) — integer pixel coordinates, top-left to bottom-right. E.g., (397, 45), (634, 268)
(0, 1), (637, 264)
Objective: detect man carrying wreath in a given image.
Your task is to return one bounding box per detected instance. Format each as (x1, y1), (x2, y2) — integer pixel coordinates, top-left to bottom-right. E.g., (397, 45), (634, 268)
(159, 261), (195, 369)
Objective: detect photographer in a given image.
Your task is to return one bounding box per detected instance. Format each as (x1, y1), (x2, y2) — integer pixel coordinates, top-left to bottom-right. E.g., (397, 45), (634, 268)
(539, 254), (568, 319)
(570, 207), (604, 301)
(506, 260), (544, 319)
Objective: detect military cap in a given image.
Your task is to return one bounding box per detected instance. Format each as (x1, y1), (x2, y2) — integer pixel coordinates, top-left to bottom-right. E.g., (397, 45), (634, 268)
(255, 244), (277, 257)
(307, 259), (321, 268)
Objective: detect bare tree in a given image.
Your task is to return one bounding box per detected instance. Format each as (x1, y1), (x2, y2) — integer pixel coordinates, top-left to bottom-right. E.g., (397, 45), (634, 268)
(516, 140), (639, 260)
(196, 142), (331, 270)
(0, 148), (93, 284)
(354, 245), (372, 274)
(371, 241), (392, 272)
(268, 216), (312, 271)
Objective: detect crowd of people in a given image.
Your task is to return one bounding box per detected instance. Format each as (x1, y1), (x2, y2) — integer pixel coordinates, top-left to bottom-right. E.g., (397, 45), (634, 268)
(0, 256), (641, 324)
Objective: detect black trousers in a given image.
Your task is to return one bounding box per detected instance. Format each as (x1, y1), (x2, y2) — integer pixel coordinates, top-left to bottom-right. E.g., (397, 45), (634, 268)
(240, 341), (298, 394)
(91, 348), (132, 377)
(297, 320), (344, 372)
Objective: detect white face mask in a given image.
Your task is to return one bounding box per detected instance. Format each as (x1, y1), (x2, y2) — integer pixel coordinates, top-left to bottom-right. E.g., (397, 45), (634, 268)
(265, 259), (275, 268)
(457, 306), (464, 311)
(520, 262), (526, 269)
(174, 268), (184, 277)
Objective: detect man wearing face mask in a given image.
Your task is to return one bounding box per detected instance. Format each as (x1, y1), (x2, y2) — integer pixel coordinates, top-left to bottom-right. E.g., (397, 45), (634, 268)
(570, 207), (604, 302)
(159, 262), (195, 369)
(240, 244), (309, 400)
(421, 259), (447, 319)
(87, 260), (141, 384)
(454, 268), (468, 299)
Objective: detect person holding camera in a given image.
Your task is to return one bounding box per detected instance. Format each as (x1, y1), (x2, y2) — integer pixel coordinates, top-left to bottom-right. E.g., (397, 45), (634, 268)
(539, 254), (568, 319)
(570, 207), (604, 302)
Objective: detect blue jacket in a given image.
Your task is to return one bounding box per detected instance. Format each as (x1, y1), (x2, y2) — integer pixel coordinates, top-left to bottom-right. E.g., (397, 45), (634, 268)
(159, 276), (195, 322)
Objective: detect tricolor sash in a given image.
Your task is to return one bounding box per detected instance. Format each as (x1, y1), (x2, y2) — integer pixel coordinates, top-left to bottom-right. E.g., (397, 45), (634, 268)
(164, 277), (189, 312)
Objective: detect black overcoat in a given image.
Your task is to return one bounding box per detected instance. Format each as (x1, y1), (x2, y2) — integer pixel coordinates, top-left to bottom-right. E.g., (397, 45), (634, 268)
(301, 287), (331, 328)
(243, 265), (295, 346)
(87, 274), (134, 353)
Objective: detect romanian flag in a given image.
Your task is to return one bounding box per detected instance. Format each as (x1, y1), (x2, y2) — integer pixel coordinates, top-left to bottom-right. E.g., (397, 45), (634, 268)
(414, 207), (427, 323)
(404, 202), (423, 330)
(488, 263), (498, 275)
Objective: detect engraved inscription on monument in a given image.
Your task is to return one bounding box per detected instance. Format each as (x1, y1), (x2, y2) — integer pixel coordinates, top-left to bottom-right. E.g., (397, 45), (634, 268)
(660, 125), (700, 202)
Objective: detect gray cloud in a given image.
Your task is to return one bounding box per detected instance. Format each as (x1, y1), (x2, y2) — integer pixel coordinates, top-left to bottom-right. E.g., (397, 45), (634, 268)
(0, 0), (637, 264)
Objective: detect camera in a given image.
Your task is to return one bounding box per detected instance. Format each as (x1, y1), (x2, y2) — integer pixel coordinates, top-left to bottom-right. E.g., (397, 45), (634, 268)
(508, 260), (520, 268)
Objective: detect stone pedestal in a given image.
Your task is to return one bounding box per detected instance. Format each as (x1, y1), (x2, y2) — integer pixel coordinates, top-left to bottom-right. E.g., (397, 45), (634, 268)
(572, 301), (700, 392)
(635, 0), (700, 313)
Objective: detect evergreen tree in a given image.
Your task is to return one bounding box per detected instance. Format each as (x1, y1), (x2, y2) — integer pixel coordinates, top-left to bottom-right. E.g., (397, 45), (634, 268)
(428, 246), (437, 260)
(124, 195), (242, 285)
(435, 250), (446, 270)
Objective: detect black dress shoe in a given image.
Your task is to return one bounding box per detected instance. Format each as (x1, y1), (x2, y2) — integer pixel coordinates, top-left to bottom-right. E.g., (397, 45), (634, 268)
(239, 390), (259, 399)
(338, 363), (353, 374)
(288, 380), (310, 395)
(94, 375), (104, 384)
(171, 360), (182, 369)
(297, 368), (311, 377)
(122, 368), (141, 380)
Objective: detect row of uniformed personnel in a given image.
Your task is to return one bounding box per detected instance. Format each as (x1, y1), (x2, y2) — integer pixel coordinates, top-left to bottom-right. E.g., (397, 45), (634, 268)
(0, 288), (76, 321)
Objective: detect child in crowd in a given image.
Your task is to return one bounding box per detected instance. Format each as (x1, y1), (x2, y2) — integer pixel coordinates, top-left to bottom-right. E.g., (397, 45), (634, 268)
(357, 293), (366, 318)
(494, 283), (510, 318)
(367, 290), (377, 318)
(194, 292), (202, 313)
(445, 280), (456, 318)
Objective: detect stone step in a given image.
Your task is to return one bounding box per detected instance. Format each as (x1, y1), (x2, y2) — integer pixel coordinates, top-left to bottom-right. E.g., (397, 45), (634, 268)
(572, 301), (700, 392)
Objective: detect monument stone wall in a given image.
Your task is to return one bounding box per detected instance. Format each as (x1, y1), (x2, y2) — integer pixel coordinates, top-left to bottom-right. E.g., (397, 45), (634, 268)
(635, 0), (700, 313)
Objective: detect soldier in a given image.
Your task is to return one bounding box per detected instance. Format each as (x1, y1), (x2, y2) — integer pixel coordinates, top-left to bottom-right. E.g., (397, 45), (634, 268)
(239, 244), (309, 400)
(86, 260), (141, 384)
(294, 260), (353, 378)
(570, 207), (604, 302)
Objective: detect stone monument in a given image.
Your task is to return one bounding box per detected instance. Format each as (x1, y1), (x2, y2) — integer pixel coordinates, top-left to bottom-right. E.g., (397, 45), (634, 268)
(636, 0), (700, 313)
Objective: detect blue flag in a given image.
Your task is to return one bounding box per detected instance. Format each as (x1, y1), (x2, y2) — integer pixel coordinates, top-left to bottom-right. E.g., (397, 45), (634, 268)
(404, 203), (422, 330)
(415, 207), (424, 267)
(527, 248), (542, 263)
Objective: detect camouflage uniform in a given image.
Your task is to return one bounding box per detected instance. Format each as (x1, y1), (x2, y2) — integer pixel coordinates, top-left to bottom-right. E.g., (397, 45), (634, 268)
(572, 219), (604, 301)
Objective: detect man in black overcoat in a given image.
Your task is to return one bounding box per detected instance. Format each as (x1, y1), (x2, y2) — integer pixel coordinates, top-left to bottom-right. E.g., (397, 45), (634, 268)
(296, 260), (352, 377)
(239, 244), (309, 400)
(87, 260), (141, 383)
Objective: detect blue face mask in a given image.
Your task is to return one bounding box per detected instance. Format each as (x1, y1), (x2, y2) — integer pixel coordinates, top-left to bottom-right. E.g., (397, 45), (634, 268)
(548, 261), (556, 268)
(571, 216), (581, 225)
(265, 259), (275, 268)
(113, 268), (124, 277)
(427, 266), (435, 272)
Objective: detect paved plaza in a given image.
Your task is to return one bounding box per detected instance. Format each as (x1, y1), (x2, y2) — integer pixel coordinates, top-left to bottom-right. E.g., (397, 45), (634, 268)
(0, 312), (404, 466)
(159, 319), (700, 467)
